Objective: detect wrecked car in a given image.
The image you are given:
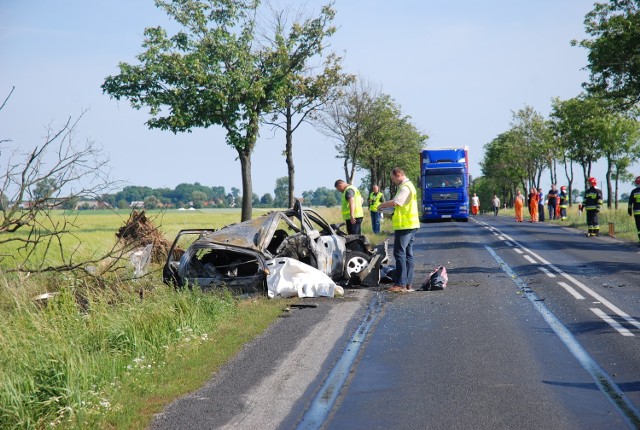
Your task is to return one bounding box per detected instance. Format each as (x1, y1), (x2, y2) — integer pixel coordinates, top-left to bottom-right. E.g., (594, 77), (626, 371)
(162, 201), (387, 294)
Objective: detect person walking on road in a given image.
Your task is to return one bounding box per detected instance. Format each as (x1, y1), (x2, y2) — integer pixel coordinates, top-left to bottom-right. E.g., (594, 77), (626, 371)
(628, 176), (640, 243)
(514, 189), (525, 222)
(585, 177), (603, 237)
(471, 193), (480, 216)
(334, 179), (364, 235)
(377, 168), (420, 293)
(491, 194), (500, 217)
(368, 185), (385, 234)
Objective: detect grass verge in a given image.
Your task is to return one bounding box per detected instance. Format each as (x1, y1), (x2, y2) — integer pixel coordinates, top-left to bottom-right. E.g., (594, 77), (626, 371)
(0, 277), (289, 429)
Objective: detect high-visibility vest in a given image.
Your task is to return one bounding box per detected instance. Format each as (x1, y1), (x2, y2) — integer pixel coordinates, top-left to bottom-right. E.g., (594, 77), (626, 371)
(393, 181), (420, 230)
(341, 185), (364, 220)
(630, 187), (640, 215)
(584, 187), (603, 211)
(369, 192), (384, 212)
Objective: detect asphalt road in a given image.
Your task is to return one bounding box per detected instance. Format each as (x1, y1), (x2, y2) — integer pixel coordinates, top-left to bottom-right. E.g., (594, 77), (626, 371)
(151, 215), (640, 430)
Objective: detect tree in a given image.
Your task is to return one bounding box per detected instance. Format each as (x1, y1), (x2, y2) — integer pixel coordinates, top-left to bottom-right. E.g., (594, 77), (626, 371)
(264, 4), (354, 207)
(103, 0), (338, 221)
(260, 192), (273, 206)
(0, 89), (125, 274)
(317, 80), (377, 183)
(551, 96), (606, 193)
(143, 195), (159, 209)
(273, 176), (289, 208)
(575, 1), (640, 107)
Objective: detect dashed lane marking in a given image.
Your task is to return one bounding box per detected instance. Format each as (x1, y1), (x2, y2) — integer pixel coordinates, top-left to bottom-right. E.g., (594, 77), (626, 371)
(591, 308), (634, 337)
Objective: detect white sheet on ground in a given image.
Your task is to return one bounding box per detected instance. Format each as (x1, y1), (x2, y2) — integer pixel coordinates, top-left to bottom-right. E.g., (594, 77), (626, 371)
(266, 257), (342, 299)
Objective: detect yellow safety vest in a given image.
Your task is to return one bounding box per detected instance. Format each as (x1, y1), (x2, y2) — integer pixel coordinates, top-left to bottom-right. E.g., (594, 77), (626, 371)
(393, 181), (420, 230)
(369, 192), (384, 212)
(341, 185), (364, 220)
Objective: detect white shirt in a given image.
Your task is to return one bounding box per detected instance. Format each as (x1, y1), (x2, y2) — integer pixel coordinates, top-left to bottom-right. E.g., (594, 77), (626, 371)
(392, 179), (412, 206)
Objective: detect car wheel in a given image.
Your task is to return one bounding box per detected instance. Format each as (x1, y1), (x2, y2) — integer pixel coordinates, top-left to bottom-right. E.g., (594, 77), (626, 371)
(343, 251), (370, 279)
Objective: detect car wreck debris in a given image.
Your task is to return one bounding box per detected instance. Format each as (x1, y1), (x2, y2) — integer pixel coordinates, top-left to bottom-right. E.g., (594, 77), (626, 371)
(163, 201), (387, 296)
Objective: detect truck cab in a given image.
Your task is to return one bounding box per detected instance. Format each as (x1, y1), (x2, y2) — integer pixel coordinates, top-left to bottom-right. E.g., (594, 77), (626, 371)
(420, 147), (470, 222)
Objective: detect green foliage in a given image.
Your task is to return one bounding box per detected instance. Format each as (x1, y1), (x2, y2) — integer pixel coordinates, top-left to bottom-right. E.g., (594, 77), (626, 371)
(273, 176), (289, 208)
(576, 1), (640, 106)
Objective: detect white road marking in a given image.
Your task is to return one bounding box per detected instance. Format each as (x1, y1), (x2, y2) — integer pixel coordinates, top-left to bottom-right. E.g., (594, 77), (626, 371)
(590, 308), (634, 337)
(538, 267), (556, 278)
(523, 254), (537, 264)
(497, 230), (640, 330)
(558, 281), (585, 300)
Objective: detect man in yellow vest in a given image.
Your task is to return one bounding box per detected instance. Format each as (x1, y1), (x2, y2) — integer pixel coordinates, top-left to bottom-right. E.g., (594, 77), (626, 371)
(368, 184), (385, 234)
(377, 168), (421, 293)
(334, 179), (364, 234)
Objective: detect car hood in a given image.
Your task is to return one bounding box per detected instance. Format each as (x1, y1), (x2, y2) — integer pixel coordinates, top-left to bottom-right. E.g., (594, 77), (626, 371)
(192, 211), (286, 252)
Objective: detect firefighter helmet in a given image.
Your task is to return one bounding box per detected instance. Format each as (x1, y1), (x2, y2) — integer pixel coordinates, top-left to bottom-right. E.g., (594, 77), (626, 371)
(588, 177), (597, 186)
(561, 186), (566, 191)
(635, 176), (640, 185)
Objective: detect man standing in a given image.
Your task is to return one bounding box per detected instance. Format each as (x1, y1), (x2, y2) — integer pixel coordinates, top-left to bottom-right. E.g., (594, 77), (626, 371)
(547, 184), (558, 220)
(471, 193), (480, 216)
(368, 185), (385, 234)
(491, 194), (500, 217)
(537, 188), (545, 222)
(334, 179), (364, 234)
(377, 168), (420, 293)
(585, 177), (603, 237)
(628, 176), (640, 243)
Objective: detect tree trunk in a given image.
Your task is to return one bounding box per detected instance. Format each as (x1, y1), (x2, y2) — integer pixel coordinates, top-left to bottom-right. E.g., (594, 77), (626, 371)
(606, 157), (613, 209)
(239, 149), (253, 221)
(285, 104), (295, 208)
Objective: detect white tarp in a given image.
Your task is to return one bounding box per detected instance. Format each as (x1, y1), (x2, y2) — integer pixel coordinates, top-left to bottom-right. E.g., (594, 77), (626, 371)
(266, 257), (343, 299)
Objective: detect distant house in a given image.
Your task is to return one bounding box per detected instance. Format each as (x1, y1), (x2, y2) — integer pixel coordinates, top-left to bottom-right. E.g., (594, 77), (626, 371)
(130, 201), (145, 209)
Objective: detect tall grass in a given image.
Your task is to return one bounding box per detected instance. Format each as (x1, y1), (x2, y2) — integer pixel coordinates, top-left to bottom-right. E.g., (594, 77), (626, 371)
(0, 275), (249, 428)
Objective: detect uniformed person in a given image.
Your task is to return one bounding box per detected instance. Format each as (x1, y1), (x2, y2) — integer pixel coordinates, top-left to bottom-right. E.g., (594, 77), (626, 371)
(628, 176), (640, 243)
(559, 186), (568, 220)
(334, 179), (364, 234)
(584, 177), (603, 237)
(368, 185), (385, 234)
(377, 168), (420, 293)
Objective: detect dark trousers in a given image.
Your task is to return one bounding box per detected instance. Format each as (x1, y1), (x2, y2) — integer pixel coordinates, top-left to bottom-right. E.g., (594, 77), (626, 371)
(634, 215), (640, 241)
(538, 203), (545, 221)
(548, 204), (557, 220)
(586, 210), (599, 235)
(393, 228), (417, 286)
(370, 211), (381, 234)
(346, 217), (363, 235)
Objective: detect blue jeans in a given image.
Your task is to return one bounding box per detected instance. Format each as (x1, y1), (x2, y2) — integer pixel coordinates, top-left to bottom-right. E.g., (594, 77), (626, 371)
(393, 228), (418, 286)
(370, 211), (381, 234)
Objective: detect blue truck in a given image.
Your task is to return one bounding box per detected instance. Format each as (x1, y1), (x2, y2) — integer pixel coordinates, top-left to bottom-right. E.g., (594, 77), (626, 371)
(420, 147), (470, 222)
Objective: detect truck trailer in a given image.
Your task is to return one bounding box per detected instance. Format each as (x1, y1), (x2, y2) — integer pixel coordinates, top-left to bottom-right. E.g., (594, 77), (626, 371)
(420, 147), (470, 222)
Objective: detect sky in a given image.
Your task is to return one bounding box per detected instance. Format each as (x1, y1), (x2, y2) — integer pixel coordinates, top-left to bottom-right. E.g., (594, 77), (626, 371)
(1, 0), (611, 198)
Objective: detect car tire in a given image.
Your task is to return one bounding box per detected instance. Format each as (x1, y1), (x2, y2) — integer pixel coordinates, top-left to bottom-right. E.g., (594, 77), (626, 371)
(343, 251), (371, 280)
